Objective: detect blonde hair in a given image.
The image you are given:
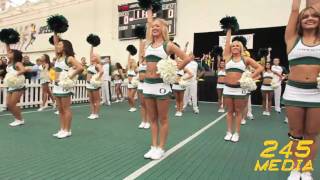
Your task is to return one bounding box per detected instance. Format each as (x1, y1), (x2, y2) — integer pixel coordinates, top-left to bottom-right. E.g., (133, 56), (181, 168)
(91, 53), (101, 64)
(147, 18), (170, 43)
(297, 7), (320, 40)
(226, 41), (245, 61)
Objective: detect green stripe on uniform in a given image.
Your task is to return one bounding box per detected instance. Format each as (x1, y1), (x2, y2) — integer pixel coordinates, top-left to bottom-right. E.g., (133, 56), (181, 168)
(55, 67), (63, 72)
(53, 92), (73, 97)
(282, 99), (320, 108)
(145, 55), (162, 62)
(144, 78), (163, 84)
(139, 70), (146, 73)
(289, 57), (320, 67)
(287, 80), (317, 89)
(226, 68), (244, 73)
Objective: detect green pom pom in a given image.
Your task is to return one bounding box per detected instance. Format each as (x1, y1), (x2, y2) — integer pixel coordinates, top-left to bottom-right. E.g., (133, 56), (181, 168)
(47, 15), (69, 33)
(0, 28), (20, 44)
(134, 25), (146, 39)
(232, 36), (247, 48)
(138, 0), (162, 13)
(126, 45), (137, 56)
(220, 16), (239, 32)
(86, 34), (101, 47)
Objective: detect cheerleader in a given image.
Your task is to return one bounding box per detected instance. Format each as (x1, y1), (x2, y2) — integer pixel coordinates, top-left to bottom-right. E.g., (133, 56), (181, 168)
(137, 40), (150, 129)
(4, 44), (27, 127)
(86, 47), (103, 119)
(38, 54), (55, 111)
(142, 9), (191, 160)
(223, 29), (263, 142)
(217, 60), (226, 113)
(126, 54), (138, 112)
(52, 34), (83, 139)
(172, 62), (193, 117)
(261, 62), (274, 116)
(284, 0), (320, 179)
(113, 63), (124, 102)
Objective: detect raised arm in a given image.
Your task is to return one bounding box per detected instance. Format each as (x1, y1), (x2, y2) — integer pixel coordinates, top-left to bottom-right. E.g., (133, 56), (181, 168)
(67, 57), (84, 79)
(167, 42), (192, 70)
(285, 0), (301, 51)
(139, 39), (145, 64)
(53, 33), (60, 56)
(5, 44), (11, 54)
(223, 29), (232, 60)
(146, 9), (153, 42)
(90, 46), (94, 60)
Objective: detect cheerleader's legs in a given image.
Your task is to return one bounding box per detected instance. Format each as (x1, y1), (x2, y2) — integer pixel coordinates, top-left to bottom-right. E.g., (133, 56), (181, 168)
(267, 92), (273, 113)
(128, 89), (136, 108)
(41, 83), (55, 107)
(174, 91), (184, 112)
(274, 85), (282, 112)
(56, 97), (72, 131)
(262, 92), (267, 111)
(217, 89), (223, 109)
(139, 92), (148, 123)
(234, 99), (247, 133)
(6, 91), (23, 121)
(92, 90), (100, 115)
(224, 97), (234, 133)
(88, 91), (94, 115)
(145, 98), (170, 149)
(115, 84), (123, 100)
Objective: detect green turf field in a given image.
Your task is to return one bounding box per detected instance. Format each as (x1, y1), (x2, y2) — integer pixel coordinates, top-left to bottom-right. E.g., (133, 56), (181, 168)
(0, 102), (318, 180)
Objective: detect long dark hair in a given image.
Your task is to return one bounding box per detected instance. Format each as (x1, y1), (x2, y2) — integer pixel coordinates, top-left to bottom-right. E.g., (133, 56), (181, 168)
(265, 62), (271, 70)
(43, 54), (52, 69)
(12, 49), (23, 63)
(60, 40), (75, 57)
(115, 62), (123, 70)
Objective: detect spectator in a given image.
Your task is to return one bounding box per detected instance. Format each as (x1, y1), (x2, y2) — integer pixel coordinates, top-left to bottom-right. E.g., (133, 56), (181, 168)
(0, 57), (7, 80)
(78, 57), (88, 80)
(22, 55), (35, 81)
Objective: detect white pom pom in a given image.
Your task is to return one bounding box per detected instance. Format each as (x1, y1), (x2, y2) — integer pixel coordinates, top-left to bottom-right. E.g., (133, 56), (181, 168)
(156, 58), (178, 84)
(90, 74), (102, 88)
(58, 71), (76, 89)
(4, 73), (25, 88)
(131, 76), (139, 88)
(239, 70), (257, 91)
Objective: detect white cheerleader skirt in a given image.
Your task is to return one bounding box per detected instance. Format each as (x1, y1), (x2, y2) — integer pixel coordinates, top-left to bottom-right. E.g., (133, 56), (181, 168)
(172, 83), (185, 91)
(86, 82), (100, 91)
(53, 83), (73, 97)
(127, 82), (137, 89)
(114, 80), (122, 84)
(143, 78), (172, 99)
(8, 86), (26, 93)
(223, 84), (249, 99)
(216, 83), (225, 89)
(261, 84), (273, 92)
(282, 80), (320, 108)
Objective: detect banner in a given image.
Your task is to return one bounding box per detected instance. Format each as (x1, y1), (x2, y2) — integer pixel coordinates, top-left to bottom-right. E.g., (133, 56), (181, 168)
(0, 19), (54, 54)
(219, 34), (254, 50)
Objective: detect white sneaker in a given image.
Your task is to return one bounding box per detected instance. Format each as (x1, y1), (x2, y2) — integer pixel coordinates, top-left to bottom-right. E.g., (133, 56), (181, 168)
(287, 170), (301, 180)
(54, 111), (59, 115)
(262, 111), (267, 115)
(94, 114), (99, 119)
(0, 107), (5, 112)
(241, 119), (246, 125)
(247, 114), (254, 120)
(88, 114), (95, 119)
(38, 106), (48, 112)
(224, 132), (233, 141)
(175, 111), (182, 117)
(301, 172), (313, 180)
(151, 147), (165, 160)
(138, 122), (146, 129)
(128, 107), (137, 112)
(57, 130), (71, 139)
(266, 112), (271, 116)
(144, 146), (157, 159)
(115, 100), (119, 103)
(188, 101), (192, 106)
(231, 133), (240, 142)
(53, 129), (63, 137)
(144, 122), (150, 129)
(284, 117), (288, 124)
(218, 108), (225, 113)
(9, 120), (25, 127)
(193, 107), (199, 114)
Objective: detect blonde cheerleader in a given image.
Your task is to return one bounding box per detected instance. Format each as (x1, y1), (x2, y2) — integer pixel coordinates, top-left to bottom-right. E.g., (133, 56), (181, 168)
(261, 62), (274, 116)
